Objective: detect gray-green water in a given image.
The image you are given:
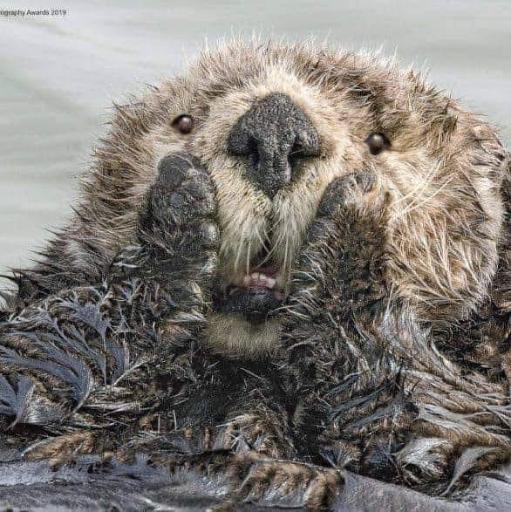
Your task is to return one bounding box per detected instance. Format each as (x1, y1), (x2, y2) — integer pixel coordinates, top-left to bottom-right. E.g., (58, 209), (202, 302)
(1, 0), (510, 286)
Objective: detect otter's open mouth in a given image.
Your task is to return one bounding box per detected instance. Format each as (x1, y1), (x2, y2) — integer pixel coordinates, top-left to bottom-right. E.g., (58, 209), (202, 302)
(212, 250), (286, 323)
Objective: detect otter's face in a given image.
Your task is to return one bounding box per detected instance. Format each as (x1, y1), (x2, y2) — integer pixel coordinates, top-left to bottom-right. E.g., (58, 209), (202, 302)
(145, 43), (506, 357)
(197, 68), (354, 324)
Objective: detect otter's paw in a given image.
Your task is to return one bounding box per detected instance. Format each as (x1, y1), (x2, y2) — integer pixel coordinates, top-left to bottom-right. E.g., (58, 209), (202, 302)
(289, 171), (388, 316)
(220, 453), (343, 511)
(138, 152), (219, 278)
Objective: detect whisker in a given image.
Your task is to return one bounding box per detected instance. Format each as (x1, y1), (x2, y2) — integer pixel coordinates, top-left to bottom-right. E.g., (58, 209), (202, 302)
(394, 176), (454, 221)
(392, 161), (440, 210)
(245, 239), (252, 275)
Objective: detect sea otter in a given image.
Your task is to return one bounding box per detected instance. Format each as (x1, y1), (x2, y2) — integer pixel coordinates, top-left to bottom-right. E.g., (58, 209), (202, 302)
(1, 40), (511, 510)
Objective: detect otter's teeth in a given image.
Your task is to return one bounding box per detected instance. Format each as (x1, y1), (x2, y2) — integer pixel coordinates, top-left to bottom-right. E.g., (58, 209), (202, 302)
(265, 277), (276, 289)
(241, 272), (277, 289)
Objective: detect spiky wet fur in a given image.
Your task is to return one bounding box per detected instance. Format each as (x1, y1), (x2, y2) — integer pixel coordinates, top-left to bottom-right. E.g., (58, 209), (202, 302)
(1, 39), (511, 510)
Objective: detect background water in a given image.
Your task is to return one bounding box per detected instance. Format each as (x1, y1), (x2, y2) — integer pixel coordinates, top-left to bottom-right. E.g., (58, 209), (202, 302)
(1, 0), (510, 290)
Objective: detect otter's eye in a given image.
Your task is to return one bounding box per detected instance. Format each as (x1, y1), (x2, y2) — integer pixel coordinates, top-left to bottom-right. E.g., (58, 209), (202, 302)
(365, 133), (391, 155)
(172, 114), (194, 134)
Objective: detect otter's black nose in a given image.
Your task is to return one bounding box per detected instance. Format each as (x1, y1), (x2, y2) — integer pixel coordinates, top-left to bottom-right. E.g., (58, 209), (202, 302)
(227, 93), (321, 198)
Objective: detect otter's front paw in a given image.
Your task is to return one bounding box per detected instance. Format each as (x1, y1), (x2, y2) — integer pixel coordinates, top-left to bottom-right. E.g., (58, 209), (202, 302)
(138, 152), (219, 281)
(289, 170), (388, 316)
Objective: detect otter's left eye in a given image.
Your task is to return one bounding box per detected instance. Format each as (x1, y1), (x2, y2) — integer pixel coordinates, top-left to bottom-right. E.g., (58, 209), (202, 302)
(365, 133), (391, 155)
(172, 114), (194, 134)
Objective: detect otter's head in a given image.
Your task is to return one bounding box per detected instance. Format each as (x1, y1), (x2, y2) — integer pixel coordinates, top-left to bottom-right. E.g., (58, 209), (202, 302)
(98, 41), (507, 358)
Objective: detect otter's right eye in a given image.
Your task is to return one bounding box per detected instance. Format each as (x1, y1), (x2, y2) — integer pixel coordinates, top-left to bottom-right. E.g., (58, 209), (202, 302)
(172, 114), (194, 134)
(365, 132), (391, 155)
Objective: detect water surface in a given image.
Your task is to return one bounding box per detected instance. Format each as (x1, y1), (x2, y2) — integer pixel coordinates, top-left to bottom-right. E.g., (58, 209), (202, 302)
(1, 0), (510, 288)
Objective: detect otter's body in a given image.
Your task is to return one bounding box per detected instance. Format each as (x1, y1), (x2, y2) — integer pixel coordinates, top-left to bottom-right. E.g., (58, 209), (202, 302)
(1, 41), (511, 510)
